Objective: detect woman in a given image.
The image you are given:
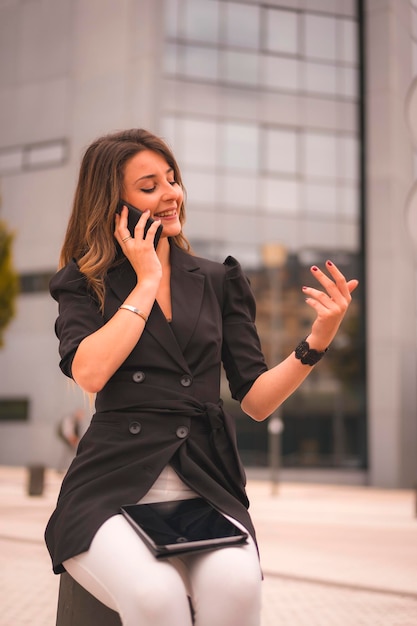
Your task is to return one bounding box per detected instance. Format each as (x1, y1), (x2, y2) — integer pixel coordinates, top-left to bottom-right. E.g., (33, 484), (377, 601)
(45, 128), (358, 626)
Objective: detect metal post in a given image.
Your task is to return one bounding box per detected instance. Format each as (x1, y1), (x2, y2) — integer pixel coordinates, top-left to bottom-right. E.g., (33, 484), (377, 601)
(268, 413), (283, 496)
(27, 464), (45, 496)
(262, 243), (288, 497)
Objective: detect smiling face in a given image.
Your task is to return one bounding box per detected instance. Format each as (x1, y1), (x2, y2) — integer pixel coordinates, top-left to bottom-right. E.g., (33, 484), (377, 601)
(122, 150), (184, 239)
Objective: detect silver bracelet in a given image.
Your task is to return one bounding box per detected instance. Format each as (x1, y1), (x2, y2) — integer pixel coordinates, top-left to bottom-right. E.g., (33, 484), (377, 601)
(119, 304), (148, 323)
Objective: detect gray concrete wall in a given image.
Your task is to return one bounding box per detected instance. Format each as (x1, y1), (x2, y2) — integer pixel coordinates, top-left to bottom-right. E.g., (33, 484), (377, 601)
(0, 0), (163, 469)
(365, 0), (417, 487)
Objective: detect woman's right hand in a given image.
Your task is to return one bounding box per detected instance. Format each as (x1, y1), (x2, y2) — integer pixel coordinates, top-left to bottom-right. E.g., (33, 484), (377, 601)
(114, 206), (163, 285)
(73, 208), (163, 393)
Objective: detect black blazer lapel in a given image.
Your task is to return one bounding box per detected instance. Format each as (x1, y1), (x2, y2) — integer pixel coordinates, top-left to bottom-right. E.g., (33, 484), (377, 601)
(170, 243), (205, 354)
(106, 256), (190, 371)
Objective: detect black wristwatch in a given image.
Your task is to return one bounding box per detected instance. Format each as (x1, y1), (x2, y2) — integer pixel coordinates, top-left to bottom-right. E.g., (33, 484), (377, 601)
(294, 338), (328, 366)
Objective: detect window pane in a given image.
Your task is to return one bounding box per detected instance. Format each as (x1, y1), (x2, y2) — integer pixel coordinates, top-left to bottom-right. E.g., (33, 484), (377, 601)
(340, 184), (359, 218)
(183, 0), (219, 43)
(164, 0), (179, 38)
(164, 43), (178, 75)
(340, 19), (357, 65)
(0, 399), (29, 421)
(26, 142), (66, 167)
(224, 3), (260, 49)
(261, 177), (298, 213)
(222, 50), (258, 86)
(304, 60), (337, 96)
(182, 170), (217, 204)
(221, 173), (258, 210)
(339, 135), (359, 182)
(304, 132), (338, 179)
(221, 123), (259, 171)
(262, 55), (299, 91)
(182, 119), (218, 167)
(160, 116), (177, 149)
(183, 45), (218, 80)
(303, 182), (337, 216)
(265, 8), (298, 55)
(339, 66), (358, 98)
(304, 14), (337, 61)
(265, 129), (297, 175)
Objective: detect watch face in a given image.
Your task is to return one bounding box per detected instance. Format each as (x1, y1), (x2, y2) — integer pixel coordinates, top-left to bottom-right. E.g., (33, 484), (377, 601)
(295, 340), (309, 359)
(295, 339), (326, 365)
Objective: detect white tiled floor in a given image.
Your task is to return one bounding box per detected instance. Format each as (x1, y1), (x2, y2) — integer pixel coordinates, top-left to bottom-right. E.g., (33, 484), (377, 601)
(1, 467), (416, 626)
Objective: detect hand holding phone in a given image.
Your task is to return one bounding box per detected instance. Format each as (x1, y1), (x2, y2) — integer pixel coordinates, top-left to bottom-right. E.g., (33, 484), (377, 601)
(117, 200), (163, 249)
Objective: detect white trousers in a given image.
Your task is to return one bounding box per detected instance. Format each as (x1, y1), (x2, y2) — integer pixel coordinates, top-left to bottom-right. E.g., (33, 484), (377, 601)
(63, 467), (262, 626)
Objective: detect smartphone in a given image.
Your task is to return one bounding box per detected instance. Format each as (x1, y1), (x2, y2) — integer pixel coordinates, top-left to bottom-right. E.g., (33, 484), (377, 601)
(120, 498), (248, 558)
(117, 200), (163, 249)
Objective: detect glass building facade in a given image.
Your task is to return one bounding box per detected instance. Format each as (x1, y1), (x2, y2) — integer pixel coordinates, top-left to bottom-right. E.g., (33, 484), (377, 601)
(160, 0), (365, 469)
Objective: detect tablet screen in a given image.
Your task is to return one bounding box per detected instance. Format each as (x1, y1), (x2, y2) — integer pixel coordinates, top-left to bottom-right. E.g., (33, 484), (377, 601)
(121, 498), (247, 554)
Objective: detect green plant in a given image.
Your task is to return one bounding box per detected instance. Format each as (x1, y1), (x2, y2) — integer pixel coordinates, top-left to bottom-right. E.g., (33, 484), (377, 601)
(0, 219), (19, 347)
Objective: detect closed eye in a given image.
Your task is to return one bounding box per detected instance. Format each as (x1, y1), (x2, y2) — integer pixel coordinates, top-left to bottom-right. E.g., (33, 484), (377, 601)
(142, 180), (177, 193)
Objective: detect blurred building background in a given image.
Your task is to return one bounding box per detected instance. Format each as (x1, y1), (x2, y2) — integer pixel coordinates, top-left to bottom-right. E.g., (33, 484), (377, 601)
(0, 0), (416, 488)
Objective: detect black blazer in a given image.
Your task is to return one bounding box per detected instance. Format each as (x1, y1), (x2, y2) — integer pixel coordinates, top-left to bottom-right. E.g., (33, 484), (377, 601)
(45, 242), (268, 573)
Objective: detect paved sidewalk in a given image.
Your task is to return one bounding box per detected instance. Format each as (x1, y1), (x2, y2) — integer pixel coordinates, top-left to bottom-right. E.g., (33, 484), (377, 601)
(0, 465), (416, 625)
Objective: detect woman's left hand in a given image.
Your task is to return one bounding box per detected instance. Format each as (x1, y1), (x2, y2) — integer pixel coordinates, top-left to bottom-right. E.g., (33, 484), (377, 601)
(302, 260), (359, 350)
(241, 260), (359, 421)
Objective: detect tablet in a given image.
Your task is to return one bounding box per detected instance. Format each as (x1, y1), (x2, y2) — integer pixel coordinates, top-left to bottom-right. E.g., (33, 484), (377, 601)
(120, 498), (248, 558)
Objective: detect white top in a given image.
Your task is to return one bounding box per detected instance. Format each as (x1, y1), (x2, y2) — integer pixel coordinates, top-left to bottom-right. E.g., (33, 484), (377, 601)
(138, 464), (198, 504)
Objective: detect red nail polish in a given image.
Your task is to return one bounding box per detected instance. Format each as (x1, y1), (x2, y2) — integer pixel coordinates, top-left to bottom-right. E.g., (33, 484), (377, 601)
(326, 260), (333, 267)
(311, 266), (318, 271)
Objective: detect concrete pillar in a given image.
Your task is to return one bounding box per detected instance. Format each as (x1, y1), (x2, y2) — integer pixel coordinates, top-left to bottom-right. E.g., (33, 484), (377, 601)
(71, 0), (164, 157)
(365, 0), (417, 487)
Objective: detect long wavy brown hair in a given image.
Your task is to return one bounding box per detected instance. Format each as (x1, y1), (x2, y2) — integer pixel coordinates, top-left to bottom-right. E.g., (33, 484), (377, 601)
(59, 129), (191, 310)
